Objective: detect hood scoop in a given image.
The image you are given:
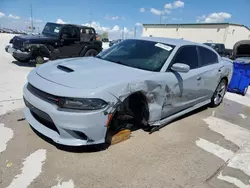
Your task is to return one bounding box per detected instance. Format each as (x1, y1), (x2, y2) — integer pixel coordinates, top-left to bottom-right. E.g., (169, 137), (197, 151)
(57, 65), (74, 73)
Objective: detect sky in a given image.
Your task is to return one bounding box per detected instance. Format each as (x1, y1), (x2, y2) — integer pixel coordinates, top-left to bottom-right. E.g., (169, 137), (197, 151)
(0, 0), (250, 39)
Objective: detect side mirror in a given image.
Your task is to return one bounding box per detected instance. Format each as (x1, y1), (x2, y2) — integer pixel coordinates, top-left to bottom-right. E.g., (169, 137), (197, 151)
(171, 63), (190, 73)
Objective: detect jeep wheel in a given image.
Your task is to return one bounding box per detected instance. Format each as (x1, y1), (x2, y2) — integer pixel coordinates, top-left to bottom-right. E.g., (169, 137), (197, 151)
(13, 56), (30, 63)
(84, 49), (98, 57)
(35, 56), (44, 64)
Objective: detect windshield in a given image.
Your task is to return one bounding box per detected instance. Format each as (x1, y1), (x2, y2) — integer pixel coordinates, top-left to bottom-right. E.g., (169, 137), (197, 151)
(42, 23), (63, 37)
(97, 39), (175, 72)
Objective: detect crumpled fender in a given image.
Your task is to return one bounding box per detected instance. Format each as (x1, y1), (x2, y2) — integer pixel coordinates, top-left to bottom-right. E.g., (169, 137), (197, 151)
(25, 44), (51, 58)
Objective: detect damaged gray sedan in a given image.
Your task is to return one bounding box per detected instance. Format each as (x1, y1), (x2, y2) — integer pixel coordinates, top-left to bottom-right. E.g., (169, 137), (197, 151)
(23, 37), (233, 146)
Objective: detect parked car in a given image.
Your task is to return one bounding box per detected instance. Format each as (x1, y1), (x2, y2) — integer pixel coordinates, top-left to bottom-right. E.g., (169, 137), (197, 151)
(204, 43), (231, 58)
(232, 40), (250, 60)
(23, 37), (233, 147)
(102, 38), (109, 42)
(5, 22), (102, 64)
(109, 39), (123, 47)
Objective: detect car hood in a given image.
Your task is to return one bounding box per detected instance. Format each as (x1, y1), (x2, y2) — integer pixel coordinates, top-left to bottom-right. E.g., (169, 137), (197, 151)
(36, 57), (154, 90)
(14, 34), (57, 43)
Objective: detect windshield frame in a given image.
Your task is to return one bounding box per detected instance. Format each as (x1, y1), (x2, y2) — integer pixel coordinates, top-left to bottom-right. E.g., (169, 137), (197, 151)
(97, 39), (175, 72)
(42, 22), (63, 38)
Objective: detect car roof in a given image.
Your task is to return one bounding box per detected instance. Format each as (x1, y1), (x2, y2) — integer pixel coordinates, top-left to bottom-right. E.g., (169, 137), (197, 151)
(138, 37), (206, 47)
(46, 22), (94, 29)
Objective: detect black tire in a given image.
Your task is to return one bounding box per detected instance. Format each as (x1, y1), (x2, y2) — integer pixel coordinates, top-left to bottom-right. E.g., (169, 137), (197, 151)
(210, 79), (227, 107)
(242, 87), (248, 96)
(35, 56), (44, 64)
(13, 56), (30, 63)
(84, 49), (98, 57)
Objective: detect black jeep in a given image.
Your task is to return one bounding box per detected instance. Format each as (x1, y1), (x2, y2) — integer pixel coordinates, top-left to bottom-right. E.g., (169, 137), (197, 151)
(5, 22), (102, 64)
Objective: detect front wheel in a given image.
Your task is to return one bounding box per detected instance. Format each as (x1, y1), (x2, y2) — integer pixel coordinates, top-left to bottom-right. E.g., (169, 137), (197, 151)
(210, 79), (227, 107)
(35, 56), (44, 65)
(84, 49), (98, 57)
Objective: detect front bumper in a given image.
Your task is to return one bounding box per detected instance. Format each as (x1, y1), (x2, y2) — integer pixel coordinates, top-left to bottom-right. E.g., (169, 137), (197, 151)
(5, 45), (31, 60)
(23, 84), (108, 146)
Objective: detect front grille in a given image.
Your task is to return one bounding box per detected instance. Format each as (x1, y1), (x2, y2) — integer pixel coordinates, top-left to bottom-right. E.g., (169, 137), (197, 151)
(27, 83), (63, 105)
(13, 38), (23, 49)
(24, 97), (60, 134)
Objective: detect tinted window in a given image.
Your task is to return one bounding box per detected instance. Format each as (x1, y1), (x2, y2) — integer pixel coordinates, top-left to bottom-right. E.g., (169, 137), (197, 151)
(199, 47), (218, 66)
(173, 46), (198, 69)
(97, 39), (175, 72)
(42, 23), (63, 37)
(62, 27), (78, 39)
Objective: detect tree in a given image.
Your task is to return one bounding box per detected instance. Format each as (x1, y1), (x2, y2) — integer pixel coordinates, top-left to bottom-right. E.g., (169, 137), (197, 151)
(101, 32), (109, 39)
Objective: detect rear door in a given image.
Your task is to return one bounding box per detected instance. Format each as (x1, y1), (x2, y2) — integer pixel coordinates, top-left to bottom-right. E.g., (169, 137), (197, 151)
(161, 45), (206, 118)
(197, 46), (222, 100)
(58, 26), (82, 58)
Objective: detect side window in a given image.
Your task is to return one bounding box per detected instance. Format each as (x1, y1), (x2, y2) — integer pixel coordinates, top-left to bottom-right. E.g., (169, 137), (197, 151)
(199, 47), (218, 66)
(173, 46), (198, 69)
(62, 27), (78, 39)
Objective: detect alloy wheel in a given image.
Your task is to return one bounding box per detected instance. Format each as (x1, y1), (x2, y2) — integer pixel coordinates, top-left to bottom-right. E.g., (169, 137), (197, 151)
(214, 81), (226, 105)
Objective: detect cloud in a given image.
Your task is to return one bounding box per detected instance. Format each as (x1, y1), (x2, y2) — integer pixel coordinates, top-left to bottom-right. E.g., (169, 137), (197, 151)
(56, 18), (66, 24)
(150, 8), (164, 16)
(105, 15), (121, 20)
(112, 25), (120, 32)
(164, 1), (184, 11)
(173, 0), (184, 8)
(197, 12), (232, 23)
(164, 3), (172, 9)
(8, 14), (20, 19)
(135, 22), (143, 26)
(0, 12), (5, 18)
(140, 8), (146, 12)
(82, 21), (133, 39)
(29, 17), (43, 23)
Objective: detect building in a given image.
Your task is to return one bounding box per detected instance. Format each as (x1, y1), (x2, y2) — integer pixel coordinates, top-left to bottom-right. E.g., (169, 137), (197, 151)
(142, 23), (250, 49)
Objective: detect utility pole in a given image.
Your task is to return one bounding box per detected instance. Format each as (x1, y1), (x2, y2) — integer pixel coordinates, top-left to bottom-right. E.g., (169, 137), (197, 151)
(122, 27), (124, 39)
(30, 4), (34, 32)
(89, 10), (92, 27)
(160, 13), (162, 24)
(134, 26), (137, 38)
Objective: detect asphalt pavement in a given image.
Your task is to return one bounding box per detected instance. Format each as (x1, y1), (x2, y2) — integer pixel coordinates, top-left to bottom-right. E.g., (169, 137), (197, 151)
(0, 33), (250, 188)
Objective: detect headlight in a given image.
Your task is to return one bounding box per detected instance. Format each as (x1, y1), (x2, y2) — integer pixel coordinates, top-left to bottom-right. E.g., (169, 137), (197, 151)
(59, 98), (108, 110)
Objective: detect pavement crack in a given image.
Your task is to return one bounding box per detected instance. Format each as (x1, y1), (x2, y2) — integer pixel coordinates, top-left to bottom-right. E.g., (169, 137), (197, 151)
(0, 98), (23, 103)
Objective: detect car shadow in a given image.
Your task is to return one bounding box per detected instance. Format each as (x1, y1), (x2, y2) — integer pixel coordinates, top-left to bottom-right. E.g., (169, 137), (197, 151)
(145, 105), (209, 133)
(30, 105), (209, 153)
(11, 60), (36, 67)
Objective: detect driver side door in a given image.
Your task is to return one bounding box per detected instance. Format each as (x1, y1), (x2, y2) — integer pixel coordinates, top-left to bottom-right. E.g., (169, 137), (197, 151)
(161, 45), (206, 118)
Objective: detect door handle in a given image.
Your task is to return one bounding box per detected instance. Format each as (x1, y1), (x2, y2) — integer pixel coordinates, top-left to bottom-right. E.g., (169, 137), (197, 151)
(197, 76), (202, 81)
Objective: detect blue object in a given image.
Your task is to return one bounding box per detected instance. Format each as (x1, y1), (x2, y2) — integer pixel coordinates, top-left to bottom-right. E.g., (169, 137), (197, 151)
(228, 62), (250, 95)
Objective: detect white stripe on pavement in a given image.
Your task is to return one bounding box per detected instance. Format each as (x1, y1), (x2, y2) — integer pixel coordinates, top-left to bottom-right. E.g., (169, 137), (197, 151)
(204, 116), (250, 147)
(0, 123), (13, 153)
(239, 114), (247, 119)
(199, 116), (250, 186)
(196, 138), (234, 162)
(225, 92), (250, 107)
(217, 173), (250, 188)
(7, 149), (47, 188)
